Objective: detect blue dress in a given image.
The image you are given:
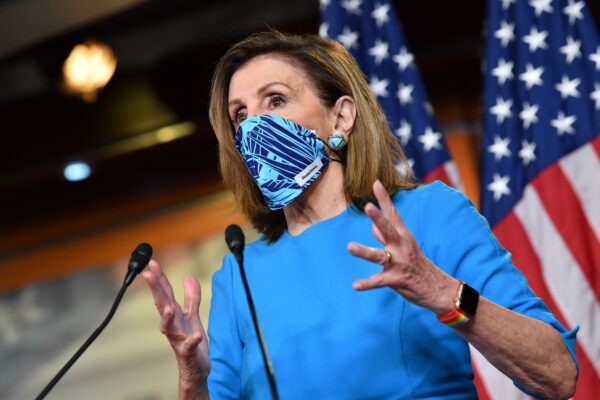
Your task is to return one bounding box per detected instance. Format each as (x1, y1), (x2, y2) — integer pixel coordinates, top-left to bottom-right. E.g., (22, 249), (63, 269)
(207, 181), (578, 399)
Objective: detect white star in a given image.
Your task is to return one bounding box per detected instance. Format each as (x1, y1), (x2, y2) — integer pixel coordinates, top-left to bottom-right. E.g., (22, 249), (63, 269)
(589, 47), (600, 70)
(560, 37), (582, 64)
(393, 47), (414, 71)
(555, 75), (581, 99)
(488, 135), (512, 161)
(590, 82), (600, 109)
(519, 63), (544, 90)
(371, 3), (390, 27)
(368, 39), (389, 64)
(396, 160), (413, 178)
(523, 27), (548, 52)
(341, 0), (362, 15)
(395, 120), (412, 145)
(487, 173), (511, 201)
(529, 0), (553, 16)
(490, 97), (513, 123)
(551, 111), (577, 135)
(519, 102), (539, 128)
(397, 83), (414, 105)
(495, 21), (515, 47)
(519, 140), (537, 166)
(563, 0), (585, 25)
(319, 22), (329, 38)
(418, 127), (443, 152)
(491, 58), (514, 84)
(369, 76), (389, 97)
(337, 27), (360, 49)
(501, 0), (516, 10)
(320, 0), (331, 9)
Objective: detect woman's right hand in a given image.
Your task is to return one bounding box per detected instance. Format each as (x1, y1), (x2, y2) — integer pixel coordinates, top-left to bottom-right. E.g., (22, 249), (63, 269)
(143, 260), (210, 398)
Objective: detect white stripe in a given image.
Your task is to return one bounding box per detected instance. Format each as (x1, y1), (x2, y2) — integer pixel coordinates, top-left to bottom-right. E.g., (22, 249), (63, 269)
(559, 141), (600, 242)
(470, 346), (529, 400)
(514, 185), (600, 375)
(443, 160), (464, 191)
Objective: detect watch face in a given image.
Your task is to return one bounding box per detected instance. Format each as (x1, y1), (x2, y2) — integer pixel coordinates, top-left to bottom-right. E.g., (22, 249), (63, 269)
(459, 283), (480, 317)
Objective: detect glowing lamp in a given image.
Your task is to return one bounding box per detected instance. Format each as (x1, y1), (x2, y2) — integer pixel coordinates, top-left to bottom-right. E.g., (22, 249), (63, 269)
(62, 40), (117, 102)
(63, 161), (91, 182)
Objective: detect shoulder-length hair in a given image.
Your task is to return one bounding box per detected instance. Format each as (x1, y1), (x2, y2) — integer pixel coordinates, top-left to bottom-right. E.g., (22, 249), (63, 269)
(209, 30), (418, 243)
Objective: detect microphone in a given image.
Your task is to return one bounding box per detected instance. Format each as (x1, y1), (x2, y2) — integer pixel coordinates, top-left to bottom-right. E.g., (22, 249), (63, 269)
(35, 243), (153, 400)
(224, 225), (279, 400)
(225, 224), (245, 262)
(124, 242), (153, 286)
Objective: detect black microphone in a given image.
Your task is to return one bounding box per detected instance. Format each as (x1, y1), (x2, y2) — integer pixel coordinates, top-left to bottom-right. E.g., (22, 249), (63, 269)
(124, 242), (153, 286)
(35, 243), (153, 400)
(225, 224), (245, 261)
(224, 224), (279, 400)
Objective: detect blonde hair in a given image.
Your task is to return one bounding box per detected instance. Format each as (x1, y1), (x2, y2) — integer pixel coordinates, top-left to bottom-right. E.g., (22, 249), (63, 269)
(209, 30), (417, 242)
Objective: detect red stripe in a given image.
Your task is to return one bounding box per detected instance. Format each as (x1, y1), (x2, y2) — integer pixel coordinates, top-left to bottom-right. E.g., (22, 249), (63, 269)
(494, 213), (569, 326)
(531, 163), (600, 302)
(494, 213), (600, 398)
(592, 134), (600, 158)
(424, 165), (451, 187)
(471, 364), (492, 400)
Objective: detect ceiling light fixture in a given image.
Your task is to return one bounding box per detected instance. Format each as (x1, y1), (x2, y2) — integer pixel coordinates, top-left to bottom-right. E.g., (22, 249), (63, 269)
(62, 40), (117, 102)
(63, 161), (91, 182)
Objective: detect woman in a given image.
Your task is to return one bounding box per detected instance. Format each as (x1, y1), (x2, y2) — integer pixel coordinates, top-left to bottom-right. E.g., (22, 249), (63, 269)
(144, 31), (578, 399)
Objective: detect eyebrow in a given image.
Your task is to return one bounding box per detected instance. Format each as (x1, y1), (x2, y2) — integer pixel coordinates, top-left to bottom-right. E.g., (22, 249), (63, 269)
(227, 81), (293, 109)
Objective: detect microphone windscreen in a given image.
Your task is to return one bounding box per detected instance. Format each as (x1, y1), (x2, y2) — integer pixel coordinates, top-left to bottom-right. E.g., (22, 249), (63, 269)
(225, 224), (245, 252)
(129, 242), (153, 270)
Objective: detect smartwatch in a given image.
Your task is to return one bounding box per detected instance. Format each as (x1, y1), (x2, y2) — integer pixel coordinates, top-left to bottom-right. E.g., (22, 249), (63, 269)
(437, 281), (479, 328)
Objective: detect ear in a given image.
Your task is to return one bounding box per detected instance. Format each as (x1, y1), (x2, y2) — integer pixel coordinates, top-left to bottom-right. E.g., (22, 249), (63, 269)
(330, 95), (356, 138)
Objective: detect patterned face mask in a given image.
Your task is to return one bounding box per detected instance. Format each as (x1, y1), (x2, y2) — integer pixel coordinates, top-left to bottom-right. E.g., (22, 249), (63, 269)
(235, 114), (331, 210)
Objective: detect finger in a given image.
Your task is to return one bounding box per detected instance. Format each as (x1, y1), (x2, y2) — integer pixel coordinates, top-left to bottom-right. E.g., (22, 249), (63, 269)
(143, 269), (171, 314)
(182, 331), (204, 352)
(150, 260), (176, 301)
(178, 332), (205, 370)
(364, 202), (401, 244)
(159, 304), (176, 335)
(372, 224), (385, 244)
(352, 272), (388, 291)
(347, 242), (389, 265)
(373, 180), (407, 230)
(183, 276), (201, 318)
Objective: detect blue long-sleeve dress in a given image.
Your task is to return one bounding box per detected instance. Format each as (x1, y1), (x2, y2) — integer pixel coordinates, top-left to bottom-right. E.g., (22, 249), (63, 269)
(207, 181), (578, 399)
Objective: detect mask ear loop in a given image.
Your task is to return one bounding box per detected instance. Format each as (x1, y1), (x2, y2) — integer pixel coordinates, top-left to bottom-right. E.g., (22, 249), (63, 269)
(308, 129), (346, 164)
(317, 137), (345, 164)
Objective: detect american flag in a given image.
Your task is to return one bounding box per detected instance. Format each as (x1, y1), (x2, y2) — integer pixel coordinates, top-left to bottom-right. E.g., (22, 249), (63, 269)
(480, 0), (600, 398)
(319, 0), (461, 188)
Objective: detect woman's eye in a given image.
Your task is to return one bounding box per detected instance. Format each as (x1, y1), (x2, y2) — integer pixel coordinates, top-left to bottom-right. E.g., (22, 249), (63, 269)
(268, 95), (285, 108)
(233, 110), (247, 124)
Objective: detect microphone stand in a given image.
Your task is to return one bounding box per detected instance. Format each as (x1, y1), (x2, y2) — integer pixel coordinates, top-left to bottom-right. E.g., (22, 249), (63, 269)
(35, 284), (129, 400)
(233, 250), (279, 400)
(35, 243), (152, 400)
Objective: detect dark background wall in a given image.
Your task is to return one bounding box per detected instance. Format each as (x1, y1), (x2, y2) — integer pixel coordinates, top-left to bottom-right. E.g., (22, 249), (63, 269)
(1, 0), (599, 290)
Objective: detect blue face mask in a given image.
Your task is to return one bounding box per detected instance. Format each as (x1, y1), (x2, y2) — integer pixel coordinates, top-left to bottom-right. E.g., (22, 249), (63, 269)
(235, 114), (331, 210)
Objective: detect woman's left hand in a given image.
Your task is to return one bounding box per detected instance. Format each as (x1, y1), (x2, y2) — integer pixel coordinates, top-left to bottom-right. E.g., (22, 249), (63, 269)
(347, 180), (459, 315)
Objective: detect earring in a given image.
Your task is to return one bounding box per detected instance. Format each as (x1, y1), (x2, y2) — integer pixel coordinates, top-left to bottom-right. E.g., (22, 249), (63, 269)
(327, 132), (347, 151)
